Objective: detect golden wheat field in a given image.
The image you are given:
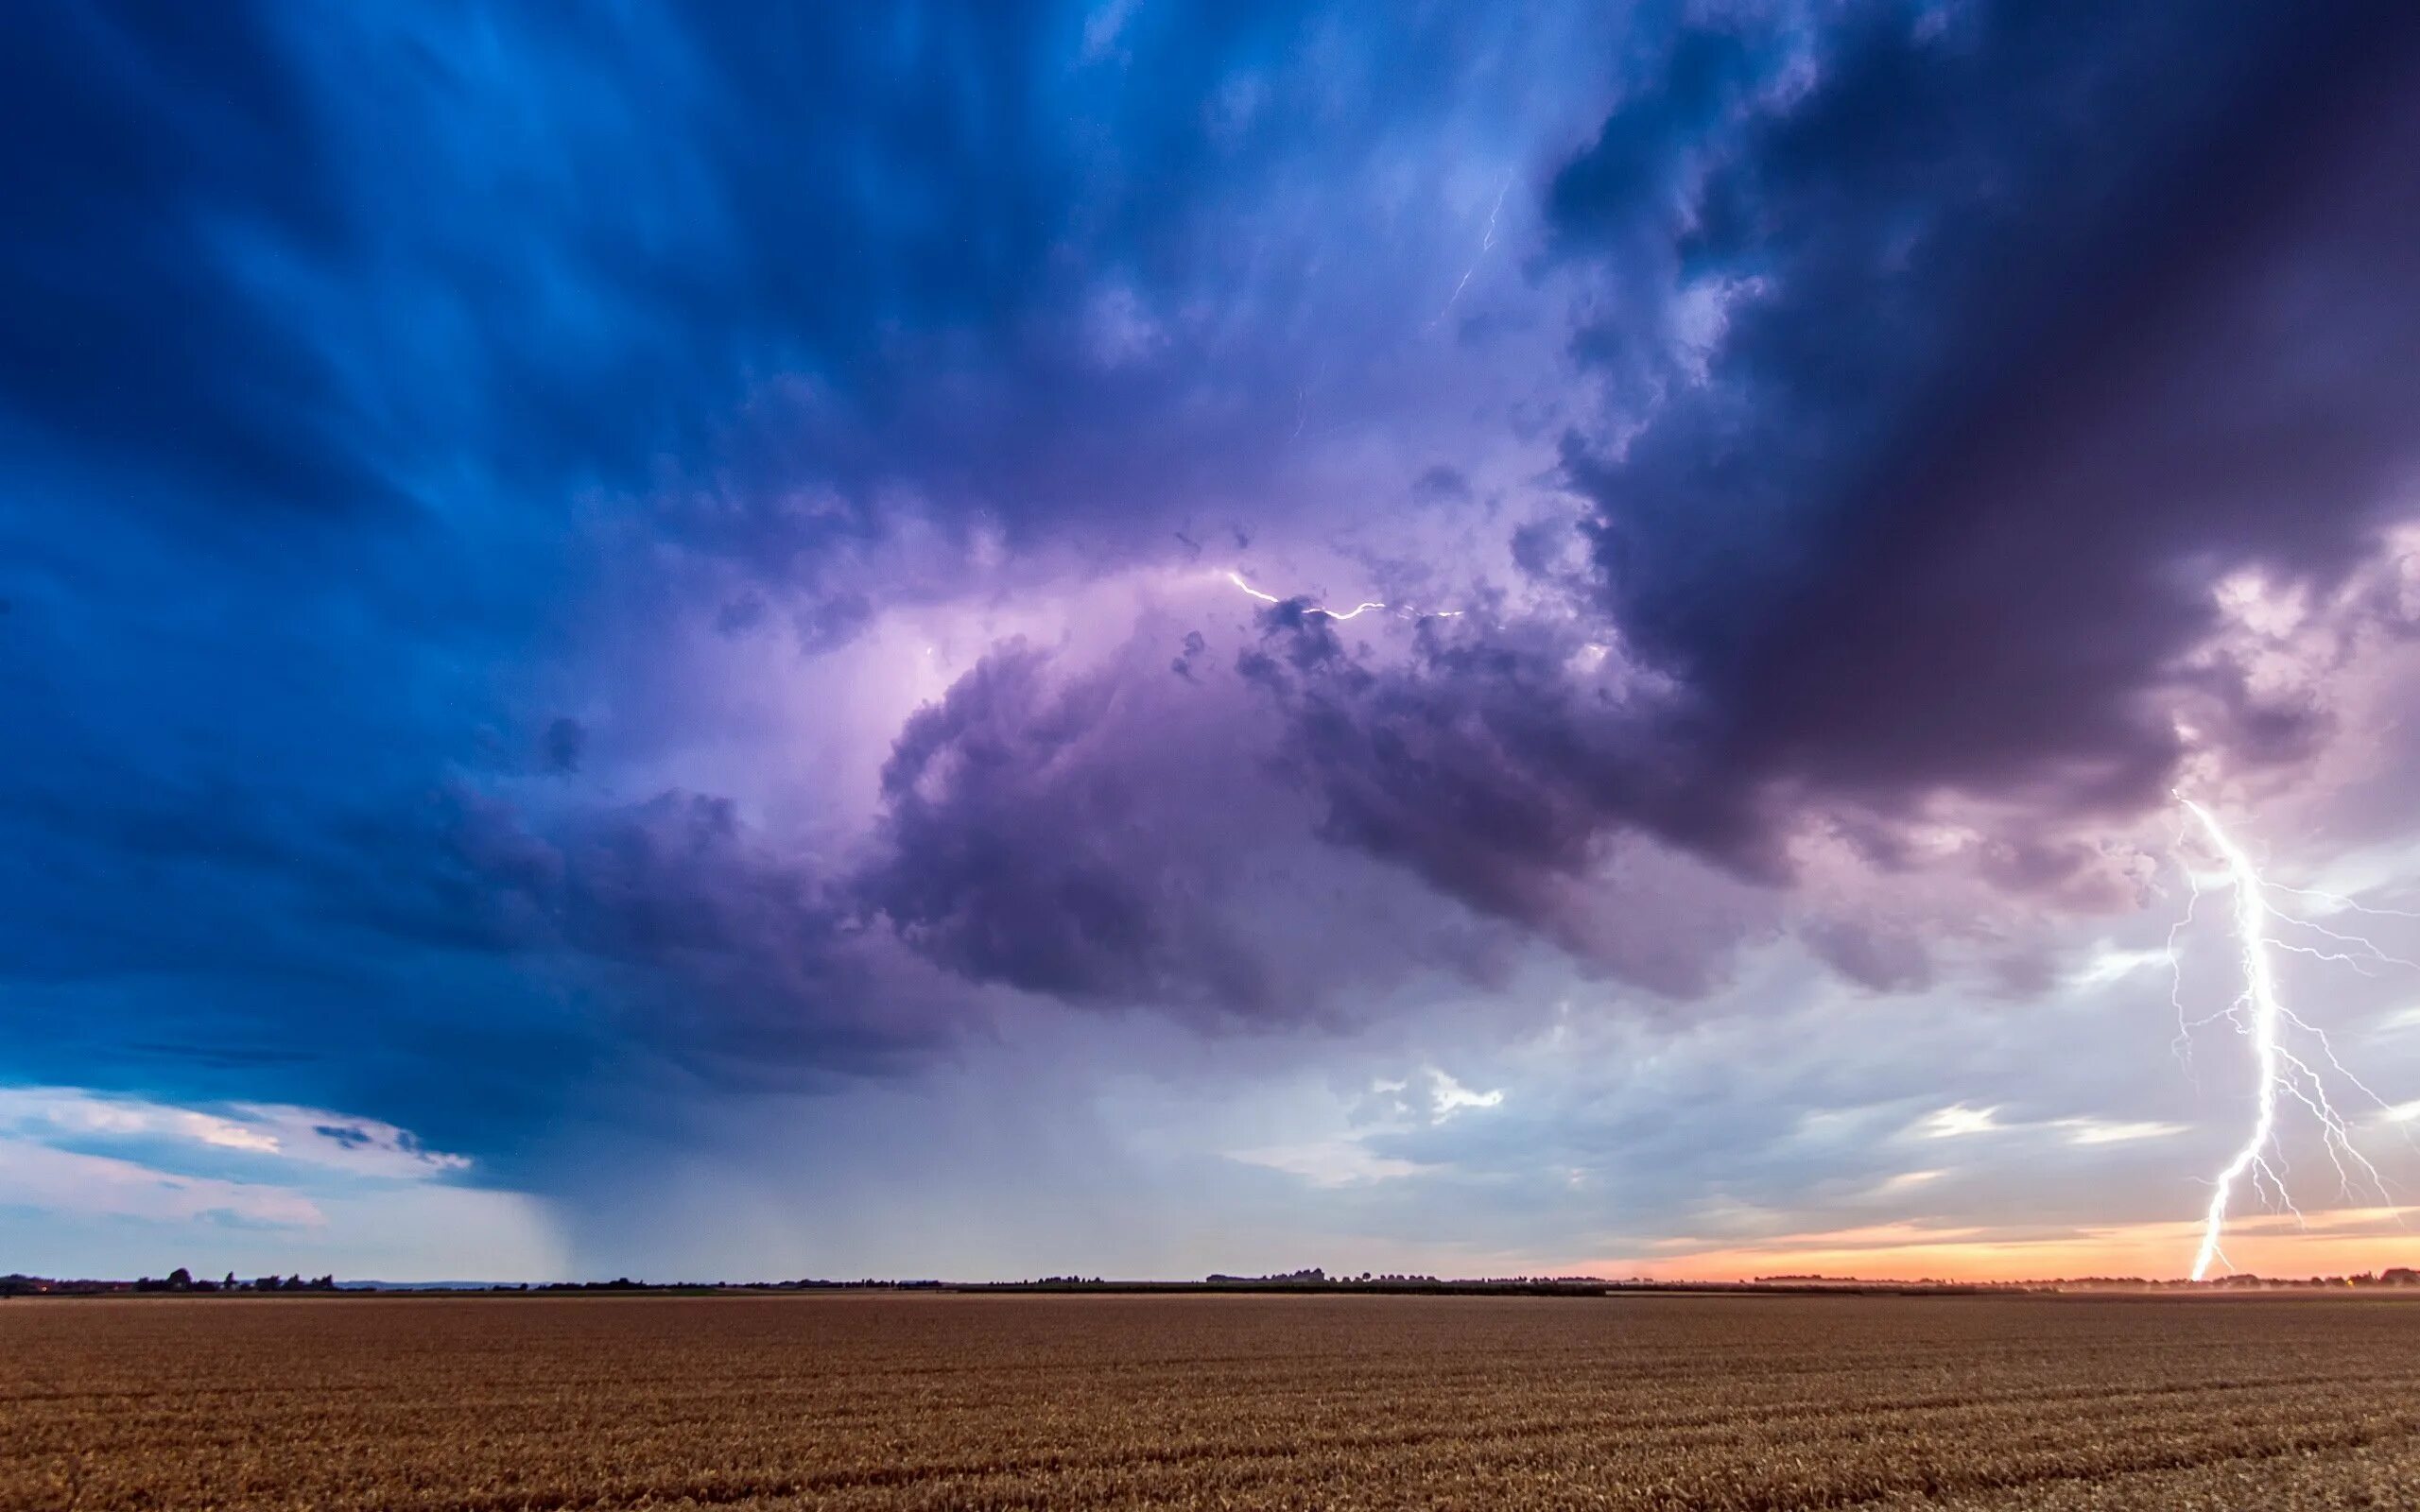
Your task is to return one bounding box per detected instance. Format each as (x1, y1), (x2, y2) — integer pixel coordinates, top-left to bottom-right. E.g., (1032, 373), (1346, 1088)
(6, 1293), (2420, 1510)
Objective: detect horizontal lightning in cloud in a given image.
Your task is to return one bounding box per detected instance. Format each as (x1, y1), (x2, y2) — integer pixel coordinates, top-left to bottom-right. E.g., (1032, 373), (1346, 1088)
(1223, 569), (1464, 622)
(1225, 570), (1388, 621)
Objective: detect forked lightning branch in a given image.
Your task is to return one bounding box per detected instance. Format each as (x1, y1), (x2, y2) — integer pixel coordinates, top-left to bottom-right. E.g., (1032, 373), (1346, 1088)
(2174, 797), (2412, 1279)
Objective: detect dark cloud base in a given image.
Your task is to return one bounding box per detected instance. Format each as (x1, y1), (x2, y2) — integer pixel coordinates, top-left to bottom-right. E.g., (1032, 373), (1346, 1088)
(5, 0), (2418, 1178)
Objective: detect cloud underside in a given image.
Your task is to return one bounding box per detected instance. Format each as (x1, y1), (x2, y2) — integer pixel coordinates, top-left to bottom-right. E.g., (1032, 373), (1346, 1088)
(810, 0), (2420, 1019)
(6, 0), (2420, 1134)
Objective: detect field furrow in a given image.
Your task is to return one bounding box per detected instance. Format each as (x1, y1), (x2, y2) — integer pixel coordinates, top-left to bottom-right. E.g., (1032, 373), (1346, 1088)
(4, 1294), (2416, 1510)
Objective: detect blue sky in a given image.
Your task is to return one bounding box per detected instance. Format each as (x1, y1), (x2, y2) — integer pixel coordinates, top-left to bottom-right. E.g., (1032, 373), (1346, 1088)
(6, 0), (2420, 1282)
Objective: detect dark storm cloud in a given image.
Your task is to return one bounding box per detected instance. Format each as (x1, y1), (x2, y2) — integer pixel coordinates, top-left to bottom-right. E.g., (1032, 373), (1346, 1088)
(861, 643), (1276, 1015)
(440, 788), (960, 1079)
(12, 0), (2420, 1208)
(363, 0), (1567, 577)
(843, 596), (1769, 1008)
(856, 635), (1522, 1022)
(694, 0), (2420, 1027)
(5, 2), (1531, 576)
(0, 8), (382, 521)
(1193, 0), (2420, 974)
(1547, 0), (2420, 852)
(1235, 611), (1773, 994)
(6, 0), (1606, 1142)
(0, 749), (938, 1150)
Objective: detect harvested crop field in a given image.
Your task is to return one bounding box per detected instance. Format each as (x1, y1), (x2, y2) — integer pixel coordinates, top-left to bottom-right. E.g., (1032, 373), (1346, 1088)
(7, 1293), (2420, 1510)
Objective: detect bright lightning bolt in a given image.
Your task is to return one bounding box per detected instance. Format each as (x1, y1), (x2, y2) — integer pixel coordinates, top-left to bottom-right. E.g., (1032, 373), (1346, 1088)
(2180, 796), (2288, 1281)
(1223, 570), (1389, 621)
(2175, 795), (2408, 1280)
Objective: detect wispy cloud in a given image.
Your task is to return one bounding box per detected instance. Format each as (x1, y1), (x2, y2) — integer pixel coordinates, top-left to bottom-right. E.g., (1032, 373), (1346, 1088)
(1426, 1068), (1505, 1121)
(1225, 1139), (1426, 1188)
(1858, 1169), (1946, 1204)
(1916, 1104), (2003, 1139)
(0, 1140), (326, 1228)
(2069, 946), (2170, 988)
(1225, 1066), (1504, 1188)
(1913, 1105), (2188, 1147)
(0, 1087), (470, 1180)
(2054, 1117), (2189, 1146)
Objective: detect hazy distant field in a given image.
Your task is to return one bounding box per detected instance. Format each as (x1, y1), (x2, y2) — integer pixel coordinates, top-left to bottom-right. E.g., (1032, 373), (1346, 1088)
(7, 1294), (2420, 1510)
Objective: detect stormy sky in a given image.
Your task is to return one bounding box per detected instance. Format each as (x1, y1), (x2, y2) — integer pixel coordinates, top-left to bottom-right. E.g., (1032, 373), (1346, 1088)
(7, 0), (2420, 1282)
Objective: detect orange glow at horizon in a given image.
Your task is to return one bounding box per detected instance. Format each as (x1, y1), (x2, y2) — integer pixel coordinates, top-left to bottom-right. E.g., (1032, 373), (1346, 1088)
(1589, 1208), (2420, 1283)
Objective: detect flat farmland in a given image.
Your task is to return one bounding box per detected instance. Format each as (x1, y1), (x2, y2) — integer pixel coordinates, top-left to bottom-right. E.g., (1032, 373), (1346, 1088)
(7, 1294), (2420, 1510)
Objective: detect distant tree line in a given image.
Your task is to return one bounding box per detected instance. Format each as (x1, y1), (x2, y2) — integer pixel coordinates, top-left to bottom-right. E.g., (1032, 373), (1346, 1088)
(6, 1266), (2411, 1299)
(1, 1268), (340, 1296)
